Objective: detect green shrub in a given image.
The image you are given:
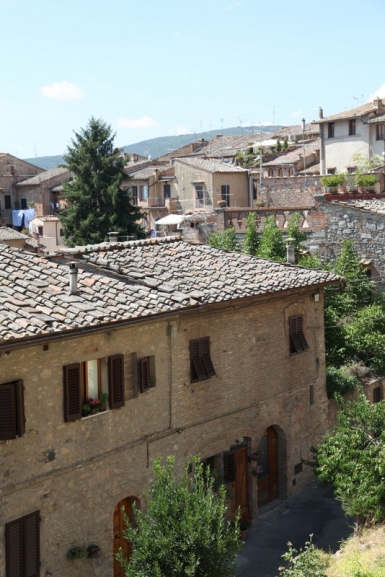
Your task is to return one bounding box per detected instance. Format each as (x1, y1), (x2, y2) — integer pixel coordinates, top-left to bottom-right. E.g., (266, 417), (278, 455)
(320, 174), (345, 187)
(326, 366), (359, 399)
(279, 535), (329, 577)
(355, 173), (379, 187)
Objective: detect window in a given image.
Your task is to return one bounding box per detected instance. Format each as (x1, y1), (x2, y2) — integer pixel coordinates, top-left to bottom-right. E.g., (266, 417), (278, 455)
(131, 186), (138, 205)
(190, 337), (215, 382)
(20, 198), (27, 210)
(0, 380), (25, 440)
(38, 226), (43, 236)
(4, 195), (11, 209)
(140, 185), (148, 201)
(63, 355), (124, 422)
(376, 124), (385, 140)
(327, 168), (336, 175)
(138, 356), (156, 393)
(373, 386), (382, 403)
(328, 122), (335, 138)
(195, 185), (204, 208)
(221, 184), (230, 207)
(164, 184), (171, 199)
(223, 451), (236, 482)
(59, 228), (64, 237)
(289, 316), (309, 355)
(349, 119), (356, 136)
(5, 511), (40, 577)
(310, 385), (314, 405)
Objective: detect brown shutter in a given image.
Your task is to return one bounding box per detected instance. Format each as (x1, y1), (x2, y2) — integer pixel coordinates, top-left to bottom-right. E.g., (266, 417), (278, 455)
(297, 316), (309, 351)
(16, 380), (26, 437)
(140, 357), (150, 393)
(149, 356), (156, 388)
(289, 316), (302, 354)
(190, 339), (206, 382)
(6, 517), (23, 577)
(24, 511), (40, 577)
(109, 354), (125, 409)
(0, 383), (17, 440)
(201, 338), (215, 378)
(223, 451), (236, 482)
(63, 364), (81, 422)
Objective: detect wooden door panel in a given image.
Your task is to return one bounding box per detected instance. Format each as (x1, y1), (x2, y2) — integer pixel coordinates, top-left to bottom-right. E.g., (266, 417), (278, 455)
(230, 446), (248, 518)
(114, 498), (132, 577)
(257, 427), (278, 507)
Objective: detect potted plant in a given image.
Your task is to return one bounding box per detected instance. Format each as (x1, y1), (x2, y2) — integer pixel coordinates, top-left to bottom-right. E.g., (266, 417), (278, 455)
(320, 174), (345, 193)
(239, 513), (252, 540)
(99, 393), (108, 411)
(355, 172), (379, 192)
(82, 403), (91, 417)
(87, 544), (100, 558)
(88, 397), (101, 413)
(66, 545), (88, 560)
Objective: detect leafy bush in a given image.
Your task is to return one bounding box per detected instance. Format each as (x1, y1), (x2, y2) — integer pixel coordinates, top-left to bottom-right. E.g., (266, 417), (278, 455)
(355, 173), (379, 187)
(279, 535), (329, 577)
(320, 174), (346, 187)
(208, 227), (240, 252)
(326, 366), (359, 399)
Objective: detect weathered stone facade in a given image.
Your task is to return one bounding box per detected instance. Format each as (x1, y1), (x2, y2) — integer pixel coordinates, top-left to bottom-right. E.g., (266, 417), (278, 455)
(0, 287), (330, 577)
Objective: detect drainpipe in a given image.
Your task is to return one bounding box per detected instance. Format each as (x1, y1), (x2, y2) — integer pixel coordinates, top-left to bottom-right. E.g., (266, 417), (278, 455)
(319, 107), (325, 175)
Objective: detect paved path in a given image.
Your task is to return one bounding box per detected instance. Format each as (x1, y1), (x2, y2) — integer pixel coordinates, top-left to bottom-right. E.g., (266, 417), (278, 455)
(236, 481), (353, 577)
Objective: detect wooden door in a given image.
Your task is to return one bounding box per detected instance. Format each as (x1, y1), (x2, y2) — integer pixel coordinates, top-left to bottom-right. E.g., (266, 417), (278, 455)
(113, 498), (132, 577)
(257, 427), (278, 507)
(230, 446), (248, 518)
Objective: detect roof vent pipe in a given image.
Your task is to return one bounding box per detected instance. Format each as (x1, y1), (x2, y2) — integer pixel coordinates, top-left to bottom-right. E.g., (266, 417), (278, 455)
(286, 237), (295, 265)
(108, 231), (119, 243)
(319, 107), (323, 119)
(68, 262), (78, 295)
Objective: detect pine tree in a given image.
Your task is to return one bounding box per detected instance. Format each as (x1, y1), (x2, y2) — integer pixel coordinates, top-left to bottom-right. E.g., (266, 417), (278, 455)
(60, 117), (145, 247)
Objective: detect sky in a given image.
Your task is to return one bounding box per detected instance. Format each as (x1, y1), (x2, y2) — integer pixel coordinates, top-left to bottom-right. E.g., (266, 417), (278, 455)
(2, 0), (385, 159)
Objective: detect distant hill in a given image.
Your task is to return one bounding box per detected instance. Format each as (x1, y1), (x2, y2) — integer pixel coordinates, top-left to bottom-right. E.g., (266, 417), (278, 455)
(23, 125), (282, 170)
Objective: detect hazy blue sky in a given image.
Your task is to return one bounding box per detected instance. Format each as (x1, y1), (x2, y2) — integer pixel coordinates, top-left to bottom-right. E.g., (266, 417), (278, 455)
(2, 0), (385, 158)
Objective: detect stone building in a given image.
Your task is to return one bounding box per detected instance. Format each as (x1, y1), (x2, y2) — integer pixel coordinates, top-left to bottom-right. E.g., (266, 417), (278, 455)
(0, 154), (45, 226)
(0, 238), (339, 577)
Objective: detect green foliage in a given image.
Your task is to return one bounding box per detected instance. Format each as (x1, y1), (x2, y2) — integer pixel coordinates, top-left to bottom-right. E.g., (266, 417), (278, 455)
(355, 173), (379, 187)
(66, 545), (88, 560)
(352, 153), (383, 172)
(208, 227), (240, 252)
(282, 137), (288, 152)
(276, 139), (282, 153)
(297, 254), (324, 269)
(60, 117), (146, 247)
(326, 366), (359, 399)
(320, 173), (346, 187)
(243, 212), (260, 256)
(279, 535), (329, 577)
(344, 303), (385, 373)
(311, 391), (385, 526)
(117, 456), (242, 577)
(257, 216), (285, 261)
(287, 212), (307, 262)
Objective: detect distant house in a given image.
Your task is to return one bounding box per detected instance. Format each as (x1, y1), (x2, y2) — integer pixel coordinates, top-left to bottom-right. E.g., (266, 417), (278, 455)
(317, 98), (385, 175)
(28, 215), (65, 254)
(263, 139), (320, 177)
(15, 166), (72, 217)
(0, 153), (45, 225)
(0, 226), (40, 252)
(174, 157), (250, 212)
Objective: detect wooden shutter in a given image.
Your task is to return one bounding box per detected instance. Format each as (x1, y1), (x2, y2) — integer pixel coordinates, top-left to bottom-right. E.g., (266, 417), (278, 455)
(223, 451), (236, 482)
(140, 357), (150, 393)
(296, 316), (309, 351)
(0, 383), (17, 440)
(109, 354), (125, 409)
(63, 364), (81, 422)
(16, 380), (26, 437)
(149, 356), (156, 389)
(6, 512), (40, 577)
(201, 338), (215, 378)
(190, 339), (206, 382)
(289, 316), (302, 354)
(6, 517), (23, 577)
(24, 511), (40, 577)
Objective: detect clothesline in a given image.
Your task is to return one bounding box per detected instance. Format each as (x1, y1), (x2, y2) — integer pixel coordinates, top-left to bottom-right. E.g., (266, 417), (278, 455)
(12, 209), (35, 228)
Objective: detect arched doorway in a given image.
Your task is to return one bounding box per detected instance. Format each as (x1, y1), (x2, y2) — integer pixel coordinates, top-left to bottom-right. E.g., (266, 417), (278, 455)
(257, 427), (278, 507)
(113, 497), (140, 577)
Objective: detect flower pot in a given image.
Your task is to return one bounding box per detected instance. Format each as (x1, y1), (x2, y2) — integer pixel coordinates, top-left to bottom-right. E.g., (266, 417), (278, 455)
(87, 545), (100, 558)
(337, 185), (346, 194)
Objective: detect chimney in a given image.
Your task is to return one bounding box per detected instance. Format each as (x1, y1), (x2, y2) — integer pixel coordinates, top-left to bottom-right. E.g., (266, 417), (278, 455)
(68, 262), (78, 295)
(108, 231), (119, 243)
(319, 107), (323, 119)
(302, 118), (306, 132)
(286, 237), (295, 265)
(373, 97), (385, 113)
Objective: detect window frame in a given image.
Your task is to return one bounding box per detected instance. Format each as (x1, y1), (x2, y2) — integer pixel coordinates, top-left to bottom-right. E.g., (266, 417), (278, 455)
(4, 195), (11, 209)
(190, 337), (216, 383)
(20, 198), (28, 210)
(0, 379), (25, 440)
(195, 185), (204, 209)
(289, 315), (309, 356)
(376, 124), (385, 140)
(221, 184), (230, 207)
(5, 510), (40, 577)
(328, 122), (335, 138)
(349, 119), (356, 136)
(163, 184), (171, 199)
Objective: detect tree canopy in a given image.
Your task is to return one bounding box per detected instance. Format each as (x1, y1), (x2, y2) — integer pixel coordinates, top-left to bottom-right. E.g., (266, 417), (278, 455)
(60, 117), (145, 246)
(117, 456), (242, 577)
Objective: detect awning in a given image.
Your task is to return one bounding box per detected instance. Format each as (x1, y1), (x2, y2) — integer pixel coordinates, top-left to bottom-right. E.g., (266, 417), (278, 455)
(155, 214), (184, 225)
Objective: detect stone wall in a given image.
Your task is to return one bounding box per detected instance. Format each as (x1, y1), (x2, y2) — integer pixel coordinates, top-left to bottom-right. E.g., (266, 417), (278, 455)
(0, 287), (329, 577)
(259, 176), (322, 207)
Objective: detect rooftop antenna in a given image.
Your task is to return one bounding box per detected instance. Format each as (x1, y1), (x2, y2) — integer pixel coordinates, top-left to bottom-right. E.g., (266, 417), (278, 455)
(267, 105), (283, 126)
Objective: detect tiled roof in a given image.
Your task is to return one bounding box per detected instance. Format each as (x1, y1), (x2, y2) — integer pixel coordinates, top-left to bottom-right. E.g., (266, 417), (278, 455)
(30, 215), (60, 223)
(367, 113), (385, 124)
(331, 199), (385, 214)
(15, 166), (70, 186)
(0, 227), (29, 241)
(269, 124), (319, 139)
(197, 134), (265, 158)
(263, 139), (320, 167)
(176, 157), (247, 173)
(0, 238), (340, 344)
(160, 140), (209, 161)
(298, 163), (320, 175)
(317, 100), (385, 123)
(127, 165), (172, 180)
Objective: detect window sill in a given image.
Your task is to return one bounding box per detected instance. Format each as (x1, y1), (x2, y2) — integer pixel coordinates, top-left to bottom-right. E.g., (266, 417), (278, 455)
(81, 409), (109, 420)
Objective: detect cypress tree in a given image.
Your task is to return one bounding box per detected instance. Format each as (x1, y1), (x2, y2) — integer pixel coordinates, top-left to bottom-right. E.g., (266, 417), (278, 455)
(60, 117), (145, 247)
